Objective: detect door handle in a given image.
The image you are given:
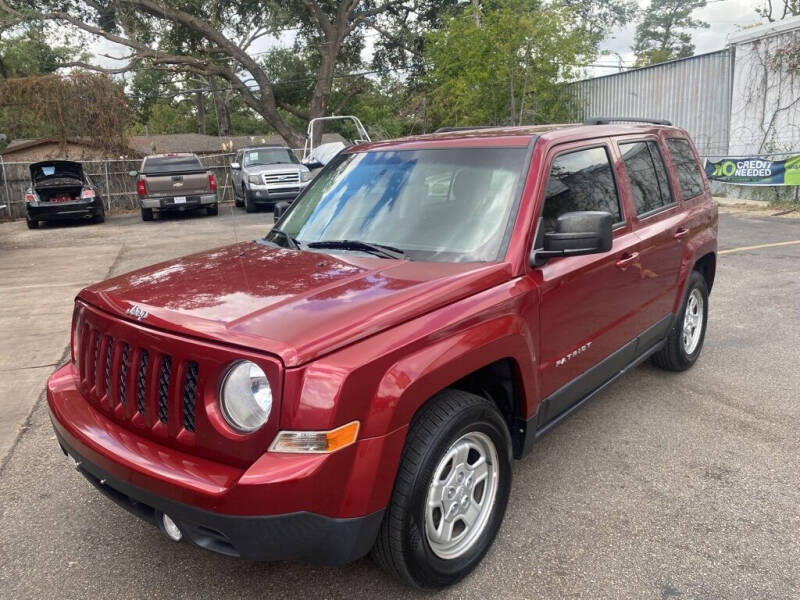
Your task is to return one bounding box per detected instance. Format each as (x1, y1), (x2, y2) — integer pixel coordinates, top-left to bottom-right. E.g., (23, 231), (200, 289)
(615, 252), (639, 269)
(674, 227), (690, 239)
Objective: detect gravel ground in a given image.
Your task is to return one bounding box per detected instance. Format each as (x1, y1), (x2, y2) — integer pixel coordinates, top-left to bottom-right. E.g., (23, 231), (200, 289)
(0, 206), (798, 599)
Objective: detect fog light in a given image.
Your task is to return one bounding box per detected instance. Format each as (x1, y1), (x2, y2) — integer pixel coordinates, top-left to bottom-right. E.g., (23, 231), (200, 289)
(161, 514), (183, 542)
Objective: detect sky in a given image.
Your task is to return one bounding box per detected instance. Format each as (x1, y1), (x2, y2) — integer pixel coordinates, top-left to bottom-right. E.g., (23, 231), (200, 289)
(90, 0), (766, 84)
(588, 0), (764, 76)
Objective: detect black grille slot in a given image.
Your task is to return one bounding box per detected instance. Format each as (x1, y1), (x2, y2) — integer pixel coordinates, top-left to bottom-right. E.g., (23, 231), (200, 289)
(182, 362), (199, 432)
(136, 350), (149, 414)
(104, 336), (114, 398)
(118, 343), (130, 406)
(157, 356), (172, 423)
(92, 332), (100, 386)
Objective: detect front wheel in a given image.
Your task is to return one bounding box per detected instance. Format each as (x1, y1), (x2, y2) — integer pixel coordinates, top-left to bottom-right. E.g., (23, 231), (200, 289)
(652, 270), (709, 371)
(371, 389), (512, 589)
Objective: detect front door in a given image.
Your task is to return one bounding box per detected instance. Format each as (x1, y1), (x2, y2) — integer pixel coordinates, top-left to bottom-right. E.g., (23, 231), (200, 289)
(533, 142), (646, 426)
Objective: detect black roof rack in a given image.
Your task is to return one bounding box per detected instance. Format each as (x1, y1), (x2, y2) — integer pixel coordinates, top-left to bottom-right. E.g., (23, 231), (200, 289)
(434, 125), (507, 133)
(584, 117), (672, 126)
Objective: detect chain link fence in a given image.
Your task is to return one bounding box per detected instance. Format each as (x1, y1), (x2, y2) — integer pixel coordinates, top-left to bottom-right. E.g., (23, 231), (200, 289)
(0, 152), (242, 219)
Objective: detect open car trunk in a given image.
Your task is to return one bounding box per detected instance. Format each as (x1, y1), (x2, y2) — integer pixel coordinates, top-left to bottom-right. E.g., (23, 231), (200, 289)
(30, 161), (86, 202)
(34, 182), (84, 203)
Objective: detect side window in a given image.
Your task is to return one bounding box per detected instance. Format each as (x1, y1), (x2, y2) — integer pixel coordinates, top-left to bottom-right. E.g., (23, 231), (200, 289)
(666, 138), (705, 199)
(542, 146), (621, 233)
(620, 141), (674, 215)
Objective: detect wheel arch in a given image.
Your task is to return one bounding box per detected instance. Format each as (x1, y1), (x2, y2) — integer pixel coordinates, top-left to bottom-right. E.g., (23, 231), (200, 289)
(693, 251), (716, 292)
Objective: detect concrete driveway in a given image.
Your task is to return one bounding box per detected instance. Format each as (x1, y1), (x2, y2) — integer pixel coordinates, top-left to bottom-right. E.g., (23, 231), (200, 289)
(0, 205), (798, 598)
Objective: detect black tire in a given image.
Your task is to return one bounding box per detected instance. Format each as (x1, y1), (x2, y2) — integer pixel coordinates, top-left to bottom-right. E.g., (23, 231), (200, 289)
(652, 270), (709, 371)
(92, 207), (105, 223)
(206, 203), (218, 216)
(234, 186), (244, 207)
(26, 218), (39, 229)
(371, 389), (512, 589)
(141, 207), (154, 221)
(244, 191), (257, 213)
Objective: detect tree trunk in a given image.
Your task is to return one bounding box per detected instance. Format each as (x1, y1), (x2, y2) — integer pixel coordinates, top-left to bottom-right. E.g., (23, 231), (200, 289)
(209, 77), (231, 136)
(308, 38), (342, 146)
(196, 90), (206, 134)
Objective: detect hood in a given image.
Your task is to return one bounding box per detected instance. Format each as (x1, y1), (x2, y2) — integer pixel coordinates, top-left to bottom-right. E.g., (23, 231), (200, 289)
(30, 160), (85, 183)
(79, 242), (512, 367)
(245, 163), (308, 175)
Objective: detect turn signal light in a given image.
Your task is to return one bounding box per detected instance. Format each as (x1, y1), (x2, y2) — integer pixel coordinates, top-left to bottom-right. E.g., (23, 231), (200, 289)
(269, 421), (360, 454)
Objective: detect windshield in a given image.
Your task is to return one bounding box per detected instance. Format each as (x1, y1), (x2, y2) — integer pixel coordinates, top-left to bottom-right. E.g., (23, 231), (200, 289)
(244, 148), (298, 166)
(268, 147), (527, 262)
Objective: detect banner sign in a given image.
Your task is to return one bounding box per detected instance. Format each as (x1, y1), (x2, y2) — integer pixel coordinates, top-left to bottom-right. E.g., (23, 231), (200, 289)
(705, 155), (800, 186)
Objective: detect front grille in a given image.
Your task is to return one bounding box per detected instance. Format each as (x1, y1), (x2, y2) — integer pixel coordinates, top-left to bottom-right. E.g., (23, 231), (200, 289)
(157, 356), (172, 423)
(72, 299), (282, 466)
(183, 362), (198, 432)
(263, 171), (300, 185)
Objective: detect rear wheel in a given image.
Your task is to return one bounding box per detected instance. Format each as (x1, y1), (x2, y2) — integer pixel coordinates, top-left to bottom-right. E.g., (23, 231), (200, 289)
(652, 270), (709, 371)
(141, 207), (154, 221)
(26, 217), (39, 229)
(206, 203), (218, 216)
(371, 389), (512, 589)
(92, 206), (105, 223)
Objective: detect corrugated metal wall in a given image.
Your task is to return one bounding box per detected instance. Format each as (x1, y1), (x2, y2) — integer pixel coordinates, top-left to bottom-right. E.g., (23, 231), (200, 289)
(572, 50), (732, 157)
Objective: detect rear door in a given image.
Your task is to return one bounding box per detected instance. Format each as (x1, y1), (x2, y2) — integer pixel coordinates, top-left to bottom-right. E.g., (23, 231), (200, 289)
(533, 141), (648, 425)
(615, 136), (686, 343)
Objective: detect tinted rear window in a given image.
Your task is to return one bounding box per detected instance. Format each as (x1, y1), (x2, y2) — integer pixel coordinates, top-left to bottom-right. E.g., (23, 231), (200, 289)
(620, 141), (674, 215)
(142, 156), (204, 174)
(666, 139), (705, 199)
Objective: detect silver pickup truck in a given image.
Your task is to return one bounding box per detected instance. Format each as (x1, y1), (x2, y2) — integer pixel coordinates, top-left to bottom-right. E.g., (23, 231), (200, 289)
(231, 146), (311, 212)
(131, 153), (218, 221)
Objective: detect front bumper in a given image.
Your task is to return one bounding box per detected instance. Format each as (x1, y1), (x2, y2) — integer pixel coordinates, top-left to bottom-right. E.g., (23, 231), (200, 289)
(55, 431), (383, 562)
(141, 193), (217, 210)
(27, 200), (99, 221)
(246, 184), (306, 204)
(46, 363), (403, 563)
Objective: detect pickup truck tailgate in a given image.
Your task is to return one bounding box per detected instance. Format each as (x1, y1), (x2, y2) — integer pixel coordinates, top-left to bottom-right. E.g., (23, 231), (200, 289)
(144, 171), (210, 196)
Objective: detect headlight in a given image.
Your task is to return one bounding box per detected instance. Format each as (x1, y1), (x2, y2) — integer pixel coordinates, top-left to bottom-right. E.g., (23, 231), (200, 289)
(220, 361), (272, 432)
(300, 170), (311, 182)
(248, 174), (262, 185)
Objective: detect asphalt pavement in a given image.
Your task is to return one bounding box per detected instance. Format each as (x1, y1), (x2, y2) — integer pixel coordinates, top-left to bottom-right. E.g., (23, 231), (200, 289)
(0, 204), (798, 599)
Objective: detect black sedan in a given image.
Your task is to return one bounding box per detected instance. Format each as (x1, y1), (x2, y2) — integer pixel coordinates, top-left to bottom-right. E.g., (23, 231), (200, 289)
(25, 160), (105, 229)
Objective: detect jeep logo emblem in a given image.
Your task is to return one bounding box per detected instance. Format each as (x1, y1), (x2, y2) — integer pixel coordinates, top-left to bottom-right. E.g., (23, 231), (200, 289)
(125, 305), (149, 321)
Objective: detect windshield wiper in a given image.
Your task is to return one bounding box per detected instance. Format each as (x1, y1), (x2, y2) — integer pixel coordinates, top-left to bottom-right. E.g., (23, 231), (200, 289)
(306, 239), (405, 260)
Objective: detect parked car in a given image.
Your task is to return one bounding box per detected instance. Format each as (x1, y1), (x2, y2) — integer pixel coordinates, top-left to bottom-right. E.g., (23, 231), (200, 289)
(47, 119), (717, 588)
(131, 153), (218, 221)
(24, 160), (104, 229)
(230, 146), (311, 212)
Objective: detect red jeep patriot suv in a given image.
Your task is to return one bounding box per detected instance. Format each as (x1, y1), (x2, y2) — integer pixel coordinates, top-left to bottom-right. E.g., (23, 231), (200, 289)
(47, 118), (717, 588)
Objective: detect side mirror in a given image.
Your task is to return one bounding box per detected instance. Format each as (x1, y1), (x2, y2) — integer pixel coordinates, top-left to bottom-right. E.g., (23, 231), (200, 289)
(532, 211), (613, 265)
(302, 160), (323, 170)
(273, 200), (290, 222)
(230, 162), (240, 170)
(128, 170), (138, 177)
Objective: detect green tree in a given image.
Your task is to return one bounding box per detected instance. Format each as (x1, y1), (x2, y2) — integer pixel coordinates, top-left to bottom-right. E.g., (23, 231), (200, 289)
(632, 0), (709, 67)
(0, 25), (82, 78)
(423, 0), (592, 128)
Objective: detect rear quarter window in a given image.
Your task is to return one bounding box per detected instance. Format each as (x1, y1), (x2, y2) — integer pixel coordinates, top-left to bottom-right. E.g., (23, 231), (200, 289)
(666, 138), (705, 199)
(142, 155), (204, 175)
